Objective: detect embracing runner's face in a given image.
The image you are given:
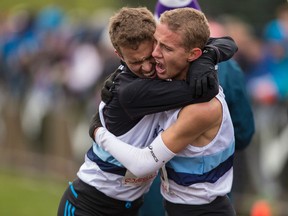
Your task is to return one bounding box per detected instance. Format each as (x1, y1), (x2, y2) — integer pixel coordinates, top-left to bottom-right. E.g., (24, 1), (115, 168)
(152, 22), (192, 81)
(118, 40), (157, 79)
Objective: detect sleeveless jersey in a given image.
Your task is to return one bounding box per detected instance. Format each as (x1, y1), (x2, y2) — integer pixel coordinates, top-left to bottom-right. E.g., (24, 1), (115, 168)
(75, 52), (227, 203)
(76, 62), (217, 202)
(77, 102), (164, 201)
(160, 87), (235, 205)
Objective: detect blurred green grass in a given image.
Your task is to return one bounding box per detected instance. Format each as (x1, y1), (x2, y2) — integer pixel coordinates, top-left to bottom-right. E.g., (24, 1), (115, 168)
(0, 170), (67, 216)
(0, 0), (120, 12)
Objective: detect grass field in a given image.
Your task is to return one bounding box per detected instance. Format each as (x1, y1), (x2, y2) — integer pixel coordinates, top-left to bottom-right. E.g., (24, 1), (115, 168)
(0, 0), (119, 11)
(0, 170), (67, 216)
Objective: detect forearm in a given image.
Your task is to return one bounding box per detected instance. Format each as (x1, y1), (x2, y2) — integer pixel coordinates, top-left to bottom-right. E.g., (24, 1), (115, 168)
(95, 127), (175, 177)
(120, 77), (215, 118)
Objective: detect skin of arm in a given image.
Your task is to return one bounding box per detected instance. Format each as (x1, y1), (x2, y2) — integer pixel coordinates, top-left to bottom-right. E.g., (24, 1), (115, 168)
(161, 97), (222, 153)
(95, 98), (222, 177)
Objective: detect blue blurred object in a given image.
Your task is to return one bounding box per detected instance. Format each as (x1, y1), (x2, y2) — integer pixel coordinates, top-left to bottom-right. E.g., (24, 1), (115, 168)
(35, 5), (64, 31)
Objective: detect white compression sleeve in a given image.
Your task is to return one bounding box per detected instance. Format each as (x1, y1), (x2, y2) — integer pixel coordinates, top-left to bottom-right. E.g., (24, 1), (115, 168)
(95, 127), (175, 177)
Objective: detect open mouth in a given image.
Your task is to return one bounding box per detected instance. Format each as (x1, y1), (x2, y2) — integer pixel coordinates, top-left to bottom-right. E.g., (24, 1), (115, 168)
(143, 69), (156, 78)
(155, 61), (165, 74)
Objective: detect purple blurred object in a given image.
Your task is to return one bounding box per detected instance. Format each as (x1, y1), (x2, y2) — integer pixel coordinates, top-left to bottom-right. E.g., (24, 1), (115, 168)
(154, 0), (202, 19)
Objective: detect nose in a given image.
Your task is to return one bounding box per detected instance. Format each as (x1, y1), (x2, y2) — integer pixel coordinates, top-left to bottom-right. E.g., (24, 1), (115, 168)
(152, 43), (161, 59)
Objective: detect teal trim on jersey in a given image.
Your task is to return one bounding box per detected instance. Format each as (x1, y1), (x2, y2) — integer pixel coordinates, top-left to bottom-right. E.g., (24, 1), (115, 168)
(92, 142), (123, 167)
(166, 140), (235, 174)
(69, 182), (78, 198)
(64, 200), (75, 216)
(71, 206), (75, 216)
(68, 204), (71, 216)
(64, 200), (69, 216)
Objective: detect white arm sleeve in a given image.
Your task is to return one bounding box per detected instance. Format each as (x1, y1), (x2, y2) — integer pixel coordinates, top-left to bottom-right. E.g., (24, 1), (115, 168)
(95, 127), (175, 177)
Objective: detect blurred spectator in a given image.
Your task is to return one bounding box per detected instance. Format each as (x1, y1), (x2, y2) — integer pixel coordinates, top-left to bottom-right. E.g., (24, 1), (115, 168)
(262, 2), (288, 101)
(242, 3), (288, 105)
(214, 15), (264, 78)
(0, 5), (118, 159)
(1, 7), (38, 99)
(255, 2), (288, 202)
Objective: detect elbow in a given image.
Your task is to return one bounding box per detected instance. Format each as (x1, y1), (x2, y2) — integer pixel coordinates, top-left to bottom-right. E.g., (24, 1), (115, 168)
(127, 159), (159, 177)
(129, 167), (155, 177)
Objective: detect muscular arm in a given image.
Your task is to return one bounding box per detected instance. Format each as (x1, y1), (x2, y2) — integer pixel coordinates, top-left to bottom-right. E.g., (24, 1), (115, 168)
(161, 99), (221, 152)
(95, 99), (221, 177)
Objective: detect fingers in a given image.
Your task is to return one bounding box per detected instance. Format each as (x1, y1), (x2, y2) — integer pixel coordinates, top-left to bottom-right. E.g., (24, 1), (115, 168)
(89, 111), (103, 141)
(202, 78), (208, 95)
(101, 72), (118, 104)
(207, 71), (218, 89)
(101, 87), (113, 104)
(195, 79), (202, 98)
(105, 79), (114, 89)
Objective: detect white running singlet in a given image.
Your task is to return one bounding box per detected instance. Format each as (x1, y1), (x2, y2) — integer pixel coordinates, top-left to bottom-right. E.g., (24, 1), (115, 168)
(160, 87), (235, 205)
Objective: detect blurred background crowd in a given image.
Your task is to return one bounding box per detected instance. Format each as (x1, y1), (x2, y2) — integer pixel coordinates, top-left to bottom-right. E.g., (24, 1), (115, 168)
(0, 0), (287, 215)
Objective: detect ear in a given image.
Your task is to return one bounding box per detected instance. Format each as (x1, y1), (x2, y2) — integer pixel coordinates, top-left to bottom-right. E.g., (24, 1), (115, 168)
(187, 48), (202, 62)
(115, 50), (124, 61)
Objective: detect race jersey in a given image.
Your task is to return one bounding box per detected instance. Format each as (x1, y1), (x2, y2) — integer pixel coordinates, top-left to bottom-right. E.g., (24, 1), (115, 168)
(77, 102), (163, 201)
(160, 88), (235, 205)
(76, 35), (237, 202)
(77, 63), (217, 201)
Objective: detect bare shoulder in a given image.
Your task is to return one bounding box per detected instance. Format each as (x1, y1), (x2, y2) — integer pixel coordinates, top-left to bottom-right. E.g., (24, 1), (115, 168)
(179, 97), (222, 124)
(162, 98), (222, 152)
